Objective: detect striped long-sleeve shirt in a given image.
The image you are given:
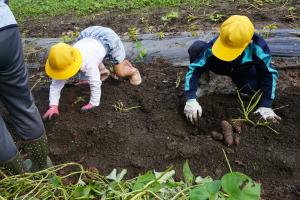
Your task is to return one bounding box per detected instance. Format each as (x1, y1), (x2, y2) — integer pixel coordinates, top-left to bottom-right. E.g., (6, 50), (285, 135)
(185, 33), (278, 108)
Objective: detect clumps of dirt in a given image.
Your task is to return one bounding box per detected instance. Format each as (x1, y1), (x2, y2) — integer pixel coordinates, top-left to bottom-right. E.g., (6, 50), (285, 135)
(28, 59), (300, 199)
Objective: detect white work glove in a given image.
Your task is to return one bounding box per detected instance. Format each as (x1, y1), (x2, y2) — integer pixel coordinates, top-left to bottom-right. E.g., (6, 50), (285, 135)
(254, 107), (281, 123)
(184, 99), (202, 124)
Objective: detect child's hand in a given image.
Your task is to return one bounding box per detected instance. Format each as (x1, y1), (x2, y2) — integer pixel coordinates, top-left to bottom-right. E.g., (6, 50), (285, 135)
(43, 105), (59, 121)
(81, 103), (95, 112)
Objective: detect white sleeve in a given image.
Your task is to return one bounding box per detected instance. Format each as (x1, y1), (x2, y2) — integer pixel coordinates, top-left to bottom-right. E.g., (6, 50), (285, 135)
(85, 64), (102, 106)
(49, 79), (66, 106)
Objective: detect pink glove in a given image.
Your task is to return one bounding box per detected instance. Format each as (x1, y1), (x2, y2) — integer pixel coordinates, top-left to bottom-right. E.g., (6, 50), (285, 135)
(43, 105), (59, 121)
(81, 103), (95, 111)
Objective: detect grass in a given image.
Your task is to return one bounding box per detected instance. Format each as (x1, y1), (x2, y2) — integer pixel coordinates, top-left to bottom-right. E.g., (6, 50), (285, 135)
(10, 0), (213, 20)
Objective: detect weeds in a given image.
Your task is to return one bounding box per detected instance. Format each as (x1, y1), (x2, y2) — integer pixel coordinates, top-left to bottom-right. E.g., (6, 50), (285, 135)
(0, 161), (261, 200)
(72, 96), (86, 105)
(175, 72), (183, 88)
(112, 101), (141, 112)
(161, 11), (179, 22)
(60, 31), (79, 43)
(158, 31), (165, 40)
(128, 27), (138, 41)
(135, 41), (148, 62)
(208, 12), (224, 23)
(231, 89), (279, 134)
(262, 22), (278, 38)
(187, 14), (198, 23)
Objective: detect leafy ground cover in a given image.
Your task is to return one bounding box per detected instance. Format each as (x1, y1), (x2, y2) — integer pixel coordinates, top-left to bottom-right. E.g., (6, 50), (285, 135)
(0, 161), (261, 199)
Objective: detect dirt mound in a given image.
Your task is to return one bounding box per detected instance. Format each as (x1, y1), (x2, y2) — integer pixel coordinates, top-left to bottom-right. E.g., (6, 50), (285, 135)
(21, 60), (299, 199)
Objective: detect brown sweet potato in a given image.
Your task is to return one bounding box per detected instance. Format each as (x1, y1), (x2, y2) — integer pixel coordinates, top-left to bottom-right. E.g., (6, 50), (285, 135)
(232, 120), (242, 134)
(221, 120), (233, 146)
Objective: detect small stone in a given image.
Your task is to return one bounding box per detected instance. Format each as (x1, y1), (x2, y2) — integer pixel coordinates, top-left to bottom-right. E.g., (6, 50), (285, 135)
(107, 120), (113, 128)
(215, 168), (222, 178)
(211, 131), (224, 141)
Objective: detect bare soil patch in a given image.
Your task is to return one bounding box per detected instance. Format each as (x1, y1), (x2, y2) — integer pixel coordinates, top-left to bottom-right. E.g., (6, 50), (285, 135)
(21, 60), (300, 199)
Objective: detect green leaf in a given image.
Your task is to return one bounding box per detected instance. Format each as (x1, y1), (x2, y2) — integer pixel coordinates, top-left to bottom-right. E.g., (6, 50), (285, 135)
(189, 180), (221, 200)
(106, 169), (117, 181)
(50, 175), (62, 188)
(116, 169), (127, 182)
(183, 160), (195, 185)
(221, 172), (261, 200)
(132, 171), (156, 190)
(72, 185), (94, 199)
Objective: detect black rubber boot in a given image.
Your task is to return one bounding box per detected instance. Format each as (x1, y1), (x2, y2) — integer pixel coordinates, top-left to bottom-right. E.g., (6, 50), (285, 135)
(0, 152), (26, 175)
(24, 133), (53, 172)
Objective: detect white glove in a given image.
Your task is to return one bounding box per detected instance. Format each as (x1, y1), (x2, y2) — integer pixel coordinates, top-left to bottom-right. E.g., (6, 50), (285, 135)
(254, 107), (281, 122)
(184, 99), (202, 124)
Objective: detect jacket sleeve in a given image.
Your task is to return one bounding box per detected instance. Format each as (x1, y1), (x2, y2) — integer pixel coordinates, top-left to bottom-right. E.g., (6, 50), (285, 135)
(185, 48), (212, 100)
(49, 80), (66, 106)
(252, 35), (278, 108)
(85, 63), (102, 106)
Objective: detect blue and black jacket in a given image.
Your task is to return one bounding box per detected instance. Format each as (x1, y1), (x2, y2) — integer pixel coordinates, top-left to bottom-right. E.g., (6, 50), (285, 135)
(185, 33), (278, 108)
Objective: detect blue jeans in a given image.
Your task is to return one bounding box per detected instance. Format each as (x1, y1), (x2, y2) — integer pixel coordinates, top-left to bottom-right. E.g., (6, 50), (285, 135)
(78, 26), (126, 64)
(0, 27), (45, 162)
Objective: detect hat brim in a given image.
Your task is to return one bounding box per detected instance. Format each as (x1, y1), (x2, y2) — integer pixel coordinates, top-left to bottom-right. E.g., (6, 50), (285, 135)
(212, 36), (245, 62)
(45, 48), (82, 80)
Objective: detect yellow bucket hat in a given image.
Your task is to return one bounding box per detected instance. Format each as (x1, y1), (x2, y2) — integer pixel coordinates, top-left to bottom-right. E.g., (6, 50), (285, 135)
(45, 42), (82, 80)
(212, 15), (254, 61)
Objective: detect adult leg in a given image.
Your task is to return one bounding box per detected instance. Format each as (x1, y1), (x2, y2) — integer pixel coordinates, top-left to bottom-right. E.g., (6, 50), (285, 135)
(0, 115), (26, 175)
(0, 27), (50, 172)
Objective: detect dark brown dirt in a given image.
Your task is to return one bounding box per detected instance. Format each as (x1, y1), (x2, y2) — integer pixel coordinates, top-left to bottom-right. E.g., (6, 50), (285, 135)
(19, 1), (299, 37)
(25, 60), (300, 199)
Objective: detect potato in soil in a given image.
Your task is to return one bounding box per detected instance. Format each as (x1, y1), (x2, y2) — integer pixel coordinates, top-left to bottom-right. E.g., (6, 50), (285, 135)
(221, 120), (233, 146)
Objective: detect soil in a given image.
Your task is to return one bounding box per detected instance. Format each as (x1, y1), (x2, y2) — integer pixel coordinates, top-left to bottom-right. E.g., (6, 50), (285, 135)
(19, 1), (300, 37)
(19, 59), (299, 199)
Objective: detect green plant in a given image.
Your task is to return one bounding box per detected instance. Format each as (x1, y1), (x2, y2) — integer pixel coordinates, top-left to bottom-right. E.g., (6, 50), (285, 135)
(262, 22), (278, 38)
(161, 11), (179, 22)
(253, 0), (273, 6)
(135, 41), (148, 62)
(60, 31), (79, 43)
(231, 89), (279, 134)
(72, 96), (86, 105)
(0, 160), (261, 200)
(112, 101), (141, 112)
(128, 27), (138, 41)
(158, 31), (165, 40)
(209, 13), (224, 23)
(175, 72), (183, 88)
(187, 14), (198, 23)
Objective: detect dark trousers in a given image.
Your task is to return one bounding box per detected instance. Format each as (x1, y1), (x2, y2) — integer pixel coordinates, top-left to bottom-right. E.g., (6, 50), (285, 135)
(0, 27), (45, 162)
(188, 40), (258, 94)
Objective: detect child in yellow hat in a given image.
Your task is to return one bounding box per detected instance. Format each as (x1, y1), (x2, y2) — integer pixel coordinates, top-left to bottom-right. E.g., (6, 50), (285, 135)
(43, 26), (142, 120)
(184, 15), (280, 124)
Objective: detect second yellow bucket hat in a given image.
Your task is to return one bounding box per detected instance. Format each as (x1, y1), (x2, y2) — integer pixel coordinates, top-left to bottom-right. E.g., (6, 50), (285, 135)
(212, 15), (254, 62)
(45, 42), (82, 80)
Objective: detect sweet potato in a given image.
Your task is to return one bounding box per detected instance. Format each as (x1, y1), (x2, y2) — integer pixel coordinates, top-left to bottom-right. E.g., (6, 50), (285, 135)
(232, 120), (242, 134)
(221, 120), (233, 146)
